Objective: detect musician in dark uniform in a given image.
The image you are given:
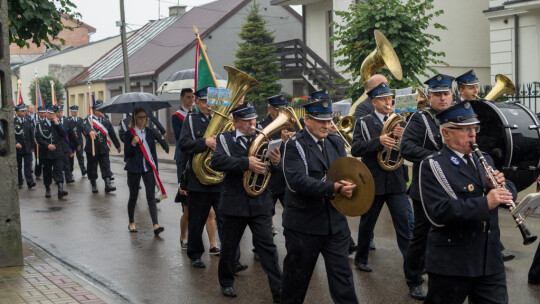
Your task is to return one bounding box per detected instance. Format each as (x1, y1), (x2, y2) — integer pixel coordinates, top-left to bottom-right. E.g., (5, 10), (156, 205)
(14, 104), (36, 189)
(530, 176), (540, 285)
(35, 106), (69, 198)
(353, 74), (388, 119)
(178, 87), (223, 268)
(456, 69), (479, 101)
(83, 99), (121, 193)
(401, 73), (454, 300)
(351, 83), (411, 273)
(420, 101), (516, 304)
(211, 102), (282, 302)
(56, 105), (78, 183)
(67, 105), (86, 176)
(34, 106), (48, 179)
(281, 99), (358, 304)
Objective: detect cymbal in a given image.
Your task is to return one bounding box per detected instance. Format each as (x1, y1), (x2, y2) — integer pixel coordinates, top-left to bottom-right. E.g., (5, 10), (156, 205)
(327, 157), (375, 217)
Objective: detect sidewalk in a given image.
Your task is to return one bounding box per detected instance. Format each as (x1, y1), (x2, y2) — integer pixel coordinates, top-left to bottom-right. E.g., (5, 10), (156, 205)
(0, 240), (117, 304)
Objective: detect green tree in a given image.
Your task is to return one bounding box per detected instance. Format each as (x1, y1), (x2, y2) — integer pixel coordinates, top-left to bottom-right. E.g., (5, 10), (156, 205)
(28, 76), (64, 106)
(234, 2), (281, 115)
(8, 0), (80, 50)
(332, 0), (446, 100)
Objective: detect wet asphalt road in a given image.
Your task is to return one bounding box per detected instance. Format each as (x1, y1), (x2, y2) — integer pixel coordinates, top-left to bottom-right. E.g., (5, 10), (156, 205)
(17, 156), (540, 303)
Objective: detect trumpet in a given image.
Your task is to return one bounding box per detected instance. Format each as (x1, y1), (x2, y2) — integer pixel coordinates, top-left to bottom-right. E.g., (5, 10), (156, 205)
(470, 142), (537, 245)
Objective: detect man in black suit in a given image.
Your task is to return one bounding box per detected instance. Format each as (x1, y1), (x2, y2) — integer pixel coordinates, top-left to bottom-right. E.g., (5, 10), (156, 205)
(83, 100), (121, 193)
(353, 74), (388, 119)
(35, 106), (69, 198)
(420, 101), (516, 303)
(13, 104), (36, 189)
(401, 73), (454, 300)
(34, 106), (48, 179)
(178, 87), (224, 268)
(67, 105), (86, 176)
(351, 82), (411, 273)
(281, 99), (358, 304)
(56, 105), (78, 183)
(211, 102), (282, 302)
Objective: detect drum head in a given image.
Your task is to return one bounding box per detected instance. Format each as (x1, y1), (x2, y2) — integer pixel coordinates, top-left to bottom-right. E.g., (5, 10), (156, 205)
(472, 100), (540, 191)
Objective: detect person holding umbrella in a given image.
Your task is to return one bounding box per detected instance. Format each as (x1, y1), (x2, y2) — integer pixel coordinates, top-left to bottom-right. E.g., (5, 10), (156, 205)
(83, 99), (121, 193)
(123, 107), (167, 235)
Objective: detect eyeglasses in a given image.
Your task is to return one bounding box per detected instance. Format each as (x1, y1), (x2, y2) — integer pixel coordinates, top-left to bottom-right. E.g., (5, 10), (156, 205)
(136, 116), (147, 120)
(447, 125), (480, 134)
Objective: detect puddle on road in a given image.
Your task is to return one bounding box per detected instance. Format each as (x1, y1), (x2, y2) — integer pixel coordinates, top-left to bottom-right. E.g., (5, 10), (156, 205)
(34, 207), (63, 212)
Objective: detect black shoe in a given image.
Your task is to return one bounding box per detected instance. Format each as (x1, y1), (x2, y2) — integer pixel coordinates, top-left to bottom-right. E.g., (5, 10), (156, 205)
(104, 177), (116, 193)
(209, 247), (220, 256)
(111, 176), (115, 181)
(253, 251), (260, 262)
(409, 285), (426, 300)
(272, 291), (281, 303)
(155, 198), (160, 204)
(190, 258), (206, 268)
(66, 179), (75, 184)
(35, 176), (41, 180)
(349, 244), (358, 254)
(355, 262), (372, 272)
(18, 184), (22, 189)
(27, 182), (36, 189)
(369, 240), (376, 250)
(45, 186), (51, 198)
(57, 183), (66, 199)
(154, 226), (164, 236)
(81, 168), (87, 176)
(233, 264), (248, 274)
(128, 224), (138, 233)
(502, 252), (515, 262)
(221, 286), (237, 297)
(529, 277), (540, 285)
(91, 180), (98, 193)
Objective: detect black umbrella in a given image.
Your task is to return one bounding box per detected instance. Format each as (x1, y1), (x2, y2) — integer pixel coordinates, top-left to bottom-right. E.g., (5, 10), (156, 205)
(97, 92), (172, 113)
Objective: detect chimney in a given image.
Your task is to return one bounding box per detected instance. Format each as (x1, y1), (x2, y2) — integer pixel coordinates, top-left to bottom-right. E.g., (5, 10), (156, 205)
(169, 5), (187, 17)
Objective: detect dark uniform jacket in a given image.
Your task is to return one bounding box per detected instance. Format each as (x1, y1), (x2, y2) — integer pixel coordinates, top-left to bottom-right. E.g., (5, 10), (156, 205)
(119, 115), (168, 152)
(13, 116), (35, 155)
(35, 120), (67, 159)
(257, 114), (286, 196)
(82, 115), (121, 155)
(68, 115), (84, 142)
(353, 96), (373, 120)
(282, 130), (347, 235)
(178, 112), (221, 192)
(401, 108), (442, 201)
(123, 127), (159, 174)
(211, 130), (274, 217)
(58, 116), (79, 152)
(419, 146), (517, 277)
(351, 111), (407, 195)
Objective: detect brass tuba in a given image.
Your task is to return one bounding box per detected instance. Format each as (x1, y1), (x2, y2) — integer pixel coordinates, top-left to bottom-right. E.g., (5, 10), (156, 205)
(192, 66), (260, 185)
(348, 30), (403, 116)
(484, 74), (516, 101)
(243, 107), (302, 196)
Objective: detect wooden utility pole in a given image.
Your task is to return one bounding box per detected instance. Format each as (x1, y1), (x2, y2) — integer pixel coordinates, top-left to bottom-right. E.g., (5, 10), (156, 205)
(120, 0), (131, 93)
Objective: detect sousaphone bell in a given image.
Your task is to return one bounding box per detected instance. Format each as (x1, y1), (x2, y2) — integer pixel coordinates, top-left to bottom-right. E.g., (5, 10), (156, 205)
(326, 157), (375, 216)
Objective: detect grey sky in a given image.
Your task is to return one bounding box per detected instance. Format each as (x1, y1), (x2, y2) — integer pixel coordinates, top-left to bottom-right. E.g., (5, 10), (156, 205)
(70, 0), (301, 42)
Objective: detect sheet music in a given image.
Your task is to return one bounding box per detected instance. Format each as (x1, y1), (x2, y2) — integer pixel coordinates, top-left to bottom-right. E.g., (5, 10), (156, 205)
(513, 193), (540, 218)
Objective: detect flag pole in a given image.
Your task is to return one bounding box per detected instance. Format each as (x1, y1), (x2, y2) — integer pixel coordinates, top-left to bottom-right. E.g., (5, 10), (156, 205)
(87, 82), (95, 157)
(34, 69), (39, 165)
(50, 81), (57, 106)
(17, 79), (22, 105)
(193, 26), (219, 88)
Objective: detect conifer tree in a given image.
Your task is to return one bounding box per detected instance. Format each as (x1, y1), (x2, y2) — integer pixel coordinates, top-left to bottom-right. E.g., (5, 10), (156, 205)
(234, 2), (281, 114)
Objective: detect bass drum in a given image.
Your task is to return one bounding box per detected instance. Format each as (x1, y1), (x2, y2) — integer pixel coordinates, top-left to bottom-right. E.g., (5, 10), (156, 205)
(472, 100), (540, 191)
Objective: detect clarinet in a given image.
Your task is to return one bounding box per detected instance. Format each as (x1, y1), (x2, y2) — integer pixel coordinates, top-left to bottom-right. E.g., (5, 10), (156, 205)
(470, 142), (537, 245)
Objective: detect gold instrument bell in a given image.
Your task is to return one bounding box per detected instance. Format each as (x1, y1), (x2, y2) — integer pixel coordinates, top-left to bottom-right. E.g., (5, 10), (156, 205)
(327, 157), (375, 217)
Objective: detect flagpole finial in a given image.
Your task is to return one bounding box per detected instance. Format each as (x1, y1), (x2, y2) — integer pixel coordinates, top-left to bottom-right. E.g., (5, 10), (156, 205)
(17, 79), (21, 85)
(192, 26), (199, 36)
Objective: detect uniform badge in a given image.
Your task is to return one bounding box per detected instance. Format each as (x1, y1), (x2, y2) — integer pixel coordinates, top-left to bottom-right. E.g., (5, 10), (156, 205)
(322, 101), (328, 107)
(471, 70), (476, 76)
(450, 156), (460, 166)
(437, 75), (442, 81)
(464, 102), (470, 109)
(468, 184), (474, 191)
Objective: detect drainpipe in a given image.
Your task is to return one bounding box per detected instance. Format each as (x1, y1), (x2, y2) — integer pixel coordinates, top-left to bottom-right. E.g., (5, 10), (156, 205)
(514, 14), (519, 98)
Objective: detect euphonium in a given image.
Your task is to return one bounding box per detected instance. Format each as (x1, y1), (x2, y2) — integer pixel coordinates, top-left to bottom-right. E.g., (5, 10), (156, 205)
(243, 107), (302, 196)
(192, 66), (260, 185)
(348, 30), (403, 116)
(484, 74), (516, 101)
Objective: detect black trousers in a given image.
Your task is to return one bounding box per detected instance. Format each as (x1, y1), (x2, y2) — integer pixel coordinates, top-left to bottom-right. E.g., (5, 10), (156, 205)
(62, 148), (73, 181)
(405, 199), (431, 287)
(17, 152), (34, 186)
(42, 158), (64, 186)
(529, 242), (540, 283)
(34, 148), (42, 177)
(187, 191), (222, 260)
(282, 228), (358, 304)
(87, 153), (112, 181)
(127, 171), (158, 225)
(218, 213), (282, 294)
(425, 272), (507, 304)
(69, 148), (85, 173)
(270, 190), (285, 215)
